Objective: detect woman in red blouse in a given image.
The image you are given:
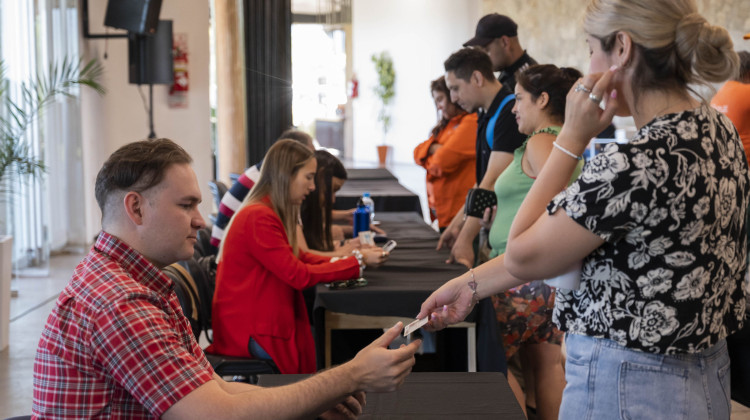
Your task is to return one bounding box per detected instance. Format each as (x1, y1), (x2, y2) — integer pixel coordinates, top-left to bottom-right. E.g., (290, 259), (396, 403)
(211, 140), (385, 374)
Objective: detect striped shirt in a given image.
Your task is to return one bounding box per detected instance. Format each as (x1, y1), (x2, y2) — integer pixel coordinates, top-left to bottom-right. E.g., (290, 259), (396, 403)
(32, 232), (214, 419)
(209, 163), (262, 248)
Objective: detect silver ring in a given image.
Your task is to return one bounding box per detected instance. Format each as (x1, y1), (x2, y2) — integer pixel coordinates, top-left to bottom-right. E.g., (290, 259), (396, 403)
(588, 92), (602, 103)
(574, 83), (592, 94)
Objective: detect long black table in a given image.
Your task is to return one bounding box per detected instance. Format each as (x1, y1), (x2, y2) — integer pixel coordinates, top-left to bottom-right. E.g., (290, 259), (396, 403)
(257, 372), (525, 419)
(315, 213), (465, 318)
(313, 212), (505, 373)
(334, 174), (422, 216)
(345, 167), (398, 181)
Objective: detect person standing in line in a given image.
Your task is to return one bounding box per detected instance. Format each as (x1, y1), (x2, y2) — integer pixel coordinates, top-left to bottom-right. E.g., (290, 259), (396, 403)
(439, 48), (526, 268)
(463, 13), (537, 91)
(420, 0), (745, 418)
(438, 14), (537, 258)
(414, 76), (477, 231)
(481, 64), (582, 419)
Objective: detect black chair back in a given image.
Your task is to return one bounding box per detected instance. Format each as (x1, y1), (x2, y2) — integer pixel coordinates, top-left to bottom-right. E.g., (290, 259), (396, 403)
(167, 255), (279, 382)
(193, 227), (217, 258)
(163, 263), (202, 341)
(207, 180), (228, 211)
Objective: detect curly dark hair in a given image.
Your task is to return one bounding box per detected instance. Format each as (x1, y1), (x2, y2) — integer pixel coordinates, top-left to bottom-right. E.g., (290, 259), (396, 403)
(515, 64), (583, 123)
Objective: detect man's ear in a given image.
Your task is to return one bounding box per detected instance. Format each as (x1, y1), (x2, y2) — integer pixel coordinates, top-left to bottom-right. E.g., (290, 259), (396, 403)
(500, 36), (510, 50)
(123, 191), (146, 225)
(470, 70), (484, 87)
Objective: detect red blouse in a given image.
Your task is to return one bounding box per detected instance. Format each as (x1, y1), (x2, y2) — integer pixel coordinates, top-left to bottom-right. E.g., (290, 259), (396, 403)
(209, 197), (360, 373)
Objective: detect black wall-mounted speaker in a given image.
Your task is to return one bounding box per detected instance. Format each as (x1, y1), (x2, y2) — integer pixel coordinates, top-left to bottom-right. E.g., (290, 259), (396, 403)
(104, 0), (163, 35)
(128, 20), (173, 85)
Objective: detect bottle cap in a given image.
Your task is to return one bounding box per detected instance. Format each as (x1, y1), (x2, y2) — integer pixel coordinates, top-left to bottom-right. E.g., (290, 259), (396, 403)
(363, 192), (371, 197)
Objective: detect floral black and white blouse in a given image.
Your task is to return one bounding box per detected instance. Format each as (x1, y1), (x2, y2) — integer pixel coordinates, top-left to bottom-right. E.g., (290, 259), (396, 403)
(549, 105), (749, 354)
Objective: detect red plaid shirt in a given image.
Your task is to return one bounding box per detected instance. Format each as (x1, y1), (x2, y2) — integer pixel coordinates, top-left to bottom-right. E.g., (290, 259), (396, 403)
(32, 232), (214, 419)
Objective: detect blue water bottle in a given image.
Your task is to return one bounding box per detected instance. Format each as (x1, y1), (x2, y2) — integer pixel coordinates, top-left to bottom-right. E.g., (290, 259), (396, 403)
(353, 199), (371, 237)
(361, 192), (375, 223)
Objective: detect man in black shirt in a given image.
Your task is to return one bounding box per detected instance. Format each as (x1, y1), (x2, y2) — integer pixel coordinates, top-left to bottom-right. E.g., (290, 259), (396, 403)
(439, 48), (525, 268)
(463, 13), (537, 91)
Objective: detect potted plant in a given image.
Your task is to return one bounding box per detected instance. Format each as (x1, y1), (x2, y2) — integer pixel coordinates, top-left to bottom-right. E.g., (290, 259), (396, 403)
(371, 51), (395, 166)
(0, 57), (104, 351)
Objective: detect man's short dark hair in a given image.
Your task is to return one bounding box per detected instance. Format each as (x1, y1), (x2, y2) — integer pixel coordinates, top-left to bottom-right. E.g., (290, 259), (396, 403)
(444, 48), (496, 82)
(95, 138), (192, 218)
(278, 128), (313, 147)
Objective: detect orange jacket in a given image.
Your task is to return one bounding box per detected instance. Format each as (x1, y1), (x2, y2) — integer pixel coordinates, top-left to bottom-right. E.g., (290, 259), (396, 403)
(711, 80), (750, 165)
(414, 113), (477, 228)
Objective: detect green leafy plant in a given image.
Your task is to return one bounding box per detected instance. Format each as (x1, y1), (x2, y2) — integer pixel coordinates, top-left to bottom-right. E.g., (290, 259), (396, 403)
(0, 57), (104, 197)
(371, 51), (395, 142)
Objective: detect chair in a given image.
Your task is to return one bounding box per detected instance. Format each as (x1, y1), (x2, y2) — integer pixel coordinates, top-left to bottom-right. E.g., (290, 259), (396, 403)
(193, 226), (216, 258)
(229, 172), (241, 185)
(207, 180), (228, 212)
(165, 257), (278, 383)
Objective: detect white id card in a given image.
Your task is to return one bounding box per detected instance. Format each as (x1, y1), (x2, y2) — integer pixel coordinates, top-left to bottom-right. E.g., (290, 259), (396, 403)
(403, 317), (428, 336)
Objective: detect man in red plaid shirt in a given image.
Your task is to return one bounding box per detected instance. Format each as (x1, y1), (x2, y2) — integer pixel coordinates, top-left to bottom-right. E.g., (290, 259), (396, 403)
(32, 138), (420, 419)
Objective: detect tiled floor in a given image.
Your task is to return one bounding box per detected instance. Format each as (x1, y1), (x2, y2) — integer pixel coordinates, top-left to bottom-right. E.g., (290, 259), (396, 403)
(2, 162), (750, 418)
(1, 252), (84, 419)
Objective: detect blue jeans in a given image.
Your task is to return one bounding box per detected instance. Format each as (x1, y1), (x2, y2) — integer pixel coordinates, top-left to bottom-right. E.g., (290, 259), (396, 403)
(560, 334), (731, 420)
(248, 337), (272, 360)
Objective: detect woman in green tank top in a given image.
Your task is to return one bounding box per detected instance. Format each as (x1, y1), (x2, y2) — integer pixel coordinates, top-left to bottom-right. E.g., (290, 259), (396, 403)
(480, 64), (583, 420)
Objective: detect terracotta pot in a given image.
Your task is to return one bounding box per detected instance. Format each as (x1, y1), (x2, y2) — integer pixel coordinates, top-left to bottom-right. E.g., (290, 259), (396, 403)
(377, 145), (391, 167)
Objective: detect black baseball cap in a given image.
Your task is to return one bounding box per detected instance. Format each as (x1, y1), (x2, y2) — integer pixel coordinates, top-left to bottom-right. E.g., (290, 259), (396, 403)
(463, 14), (518, 47)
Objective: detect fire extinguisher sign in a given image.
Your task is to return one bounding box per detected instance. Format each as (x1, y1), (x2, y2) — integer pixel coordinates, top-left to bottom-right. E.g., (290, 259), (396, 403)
(169, 33), (189, 108)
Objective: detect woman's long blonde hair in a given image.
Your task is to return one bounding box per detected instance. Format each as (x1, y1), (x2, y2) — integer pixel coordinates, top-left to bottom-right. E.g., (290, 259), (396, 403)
(218, 139), (314, 261)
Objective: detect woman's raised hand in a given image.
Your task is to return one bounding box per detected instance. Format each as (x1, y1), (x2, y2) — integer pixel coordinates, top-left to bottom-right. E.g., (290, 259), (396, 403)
(560, 66), (620, 148)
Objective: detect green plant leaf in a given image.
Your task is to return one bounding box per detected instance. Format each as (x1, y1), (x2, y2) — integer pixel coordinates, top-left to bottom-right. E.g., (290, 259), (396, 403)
(0, 57), (105, 197)
(371, 51), (396, 141)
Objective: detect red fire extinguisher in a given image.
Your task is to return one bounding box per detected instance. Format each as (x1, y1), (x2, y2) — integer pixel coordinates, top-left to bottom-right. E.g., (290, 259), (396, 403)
(348, 73), (359, 99)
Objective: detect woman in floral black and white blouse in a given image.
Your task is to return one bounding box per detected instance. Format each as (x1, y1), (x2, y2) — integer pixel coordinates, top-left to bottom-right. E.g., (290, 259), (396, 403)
(419, 0), (747, 417)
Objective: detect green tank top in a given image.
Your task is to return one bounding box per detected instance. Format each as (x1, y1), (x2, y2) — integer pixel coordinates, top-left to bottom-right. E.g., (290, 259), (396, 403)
(488, 126), (583, 258)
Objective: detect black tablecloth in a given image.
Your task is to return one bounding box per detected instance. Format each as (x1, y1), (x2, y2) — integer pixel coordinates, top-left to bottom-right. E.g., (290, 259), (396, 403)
(257, 372), (525, 419)
(315, 212), (466, 318)
(334, 179), (422, 216)
(346, 167), (398, 181)
(313, 212), (505, 372)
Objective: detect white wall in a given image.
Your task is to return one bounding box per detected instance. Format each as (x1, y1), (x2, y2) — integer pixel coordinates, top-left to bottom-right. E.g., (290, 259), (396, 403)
(79, 0), (212, 240)
(351, 0), (482, 165)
